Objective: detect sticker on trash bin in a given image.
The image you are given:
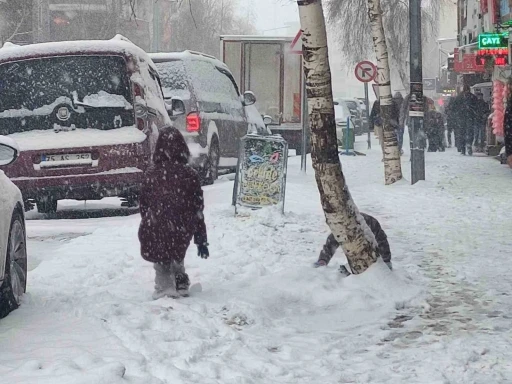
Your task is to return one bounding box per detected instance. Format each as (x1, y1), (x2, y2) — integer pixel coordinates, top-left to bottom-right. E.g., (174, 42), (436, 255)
(233, 135), (289, 211)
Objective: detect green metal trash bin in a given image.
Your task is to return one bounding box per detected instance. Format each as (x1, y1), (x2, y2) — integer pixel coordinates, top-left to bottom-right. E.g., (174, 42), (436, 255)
(342, 119), (355, 150)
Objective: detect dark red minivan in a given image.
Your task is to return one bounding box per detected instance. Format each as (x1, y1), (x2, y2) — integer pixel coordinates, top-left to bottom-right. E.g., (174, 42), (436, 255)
(0, 35), (171, 213)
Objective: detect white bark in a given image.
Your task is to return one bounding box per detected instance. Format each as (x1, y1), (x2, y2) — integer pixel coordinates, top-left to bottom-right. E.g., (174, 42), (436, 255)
(297, 0), (378, 274)
(367, 0), (403, 185)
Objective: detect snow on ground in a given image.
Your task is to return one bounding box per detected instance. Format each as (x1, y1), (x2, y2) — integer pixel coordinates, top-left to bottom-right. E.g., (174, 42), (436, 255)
(2, 134), (512, 383)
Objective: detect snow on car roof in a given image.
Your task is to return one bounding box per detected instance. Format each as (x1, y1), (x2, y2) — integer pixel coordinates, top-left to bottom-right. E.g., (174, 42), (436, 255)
(149, 51), (229, 71)
(0, 35), (156, 70)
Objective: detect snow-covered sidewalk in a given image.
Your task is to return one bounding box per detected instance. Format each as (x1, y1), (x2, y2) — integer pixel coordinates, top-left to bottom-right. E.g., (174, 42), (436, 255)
(2, 136), (512, 383)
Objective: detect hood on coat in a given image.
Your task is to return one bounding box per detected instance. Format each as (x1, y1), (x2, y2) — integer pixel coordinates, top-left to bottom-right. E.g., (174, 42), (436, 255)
(153, 126), (191, 166)
(393, 92), (404, 101)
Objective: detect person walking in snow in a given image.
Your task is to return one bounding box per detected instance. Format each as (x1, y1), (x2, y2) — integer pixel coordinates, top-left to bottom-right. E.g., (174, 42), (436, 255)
(450, 85), (479, 155)
(313, 213), (392, 271)
(474, 92), (490, 152)
(138, 127), (209, 299)
(425, 104), (445, 152)
(445, 96), (456, 148)
(369, 98), (401, 159)
(393, 92), (405, 154)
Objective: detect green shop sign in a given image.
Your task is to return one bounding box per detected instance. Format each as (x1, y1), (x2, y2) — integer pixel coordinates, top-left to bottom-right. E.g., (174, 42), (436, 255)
(478, 33), (508, 49)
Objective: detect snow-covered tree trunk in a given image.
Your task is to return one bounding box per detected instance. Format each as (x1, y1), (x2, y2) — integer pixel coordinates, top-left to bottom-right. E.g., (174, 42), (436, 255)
(367, 0), (403, 185)
(297, 0), (378, 274)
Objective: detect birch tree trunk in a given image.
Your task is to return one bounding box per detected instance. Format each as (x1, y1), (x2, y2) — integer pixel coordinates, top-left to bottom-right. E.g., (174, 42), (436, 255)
(297, 0), (378, 274)
(367, 0), (403, 185)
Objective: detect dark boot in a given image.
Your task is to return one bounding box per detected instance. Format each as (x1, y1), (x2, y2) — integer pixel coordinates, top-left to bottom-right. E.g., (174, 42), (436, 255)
(175, 272), (190, 296)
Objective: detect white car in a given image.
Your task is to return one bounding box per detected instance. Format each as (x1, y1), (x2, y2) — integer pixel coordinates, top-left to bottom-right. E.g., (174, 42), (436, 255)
(334, 100), (355, 145)
(0, 136), (27, 319)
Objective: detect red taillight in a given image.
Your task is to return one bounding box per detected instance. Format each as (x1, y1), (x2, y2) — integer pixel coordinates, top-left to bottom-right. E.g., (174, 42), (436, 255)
(137, 117), (145, 131)
(186, 113), (201, 132)
(134, 83), (144, 99)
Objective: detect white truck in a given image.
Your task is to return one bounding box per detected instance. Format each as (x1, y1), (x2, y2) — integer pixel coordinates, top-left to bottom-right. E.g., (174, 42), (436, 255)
(220, 35), (307, 153)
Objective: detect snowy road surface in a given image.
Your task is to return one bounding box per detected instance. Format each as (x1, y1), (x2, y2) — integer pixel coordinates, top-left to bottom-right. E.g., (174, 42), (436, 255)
(2, 135), (512, 383)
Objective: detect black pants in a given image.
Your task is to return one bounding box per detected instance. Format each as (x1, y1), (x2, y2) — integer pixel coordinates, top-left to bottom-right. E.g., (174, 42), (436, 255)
(446, 124), (454, 146)
(473, 122), (486, 149)
(459, 125), (474, 154)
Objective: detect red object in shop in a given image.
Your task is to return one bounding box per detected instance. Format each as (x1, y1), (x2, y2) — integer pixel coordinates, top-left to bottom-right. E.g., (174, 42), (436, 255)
(481, 0), (488, 13)
(491, 0), (500, 24)
(453, 48), (485, 73)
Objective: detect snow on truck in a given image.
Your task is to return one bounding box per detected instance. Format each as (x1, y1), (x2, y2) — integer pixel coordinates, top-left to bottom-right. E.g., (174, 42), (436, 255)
(220, 35), (307, 154)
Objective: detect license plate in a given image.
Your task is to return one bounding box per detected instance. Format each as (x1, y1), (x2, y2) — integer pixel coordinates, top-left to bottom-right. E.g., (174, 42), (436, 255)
(41, 153), (91, 163)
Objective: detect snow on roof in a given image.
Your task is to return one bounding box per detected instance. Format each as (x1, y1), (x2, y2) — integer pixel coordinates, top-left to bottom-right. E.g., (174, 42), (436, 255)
(220, 35), (294, 42)
(149, 51), (229, 71)
(0, 35), (156, 70)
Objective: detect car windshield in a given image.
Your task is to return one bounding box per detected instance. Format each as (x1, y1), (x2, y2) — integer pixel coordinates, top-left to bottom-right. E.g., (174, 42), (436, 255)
(345, 100), (358, 111)
(154, 60), (191, 100)
(0, 55), (134, 135)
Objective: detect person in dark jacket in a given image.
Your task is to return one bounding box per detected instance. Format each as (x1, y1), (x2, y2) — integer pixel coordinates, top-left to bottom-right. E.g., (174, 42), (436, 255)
(393, 92), (405, 154)
(313, 213), (392, 270)
(369, 98), (401, 159)
(474, 92), (490, 152)
(450, 85), (479, 155)
(138, 126), (209, 299)
(399, 94), (433, 151)
(425, 106), (446, 152)
(445, 96), (456, 148)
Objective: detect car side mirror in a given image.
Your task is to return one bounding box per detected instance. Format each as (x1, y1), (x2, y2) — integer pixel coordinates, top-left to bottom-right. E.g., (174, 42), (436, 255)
(242, 91), (257, 106)
(263, 115), (273, 125)
(170, 97), (185, 117)
(0, 137), (19, 166)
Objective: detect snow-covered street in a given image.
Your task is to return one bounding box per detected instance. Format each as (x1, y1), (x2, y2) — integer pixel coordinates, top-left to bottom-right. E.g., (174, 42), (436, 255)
(2, 135), (512, 383)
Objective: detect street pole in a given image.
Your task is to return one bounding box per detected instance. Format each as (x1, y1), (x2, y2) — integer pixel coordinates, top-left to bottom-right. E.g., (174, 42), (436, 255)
(409, 0), (425, 184)
(364, 82), (371, 149)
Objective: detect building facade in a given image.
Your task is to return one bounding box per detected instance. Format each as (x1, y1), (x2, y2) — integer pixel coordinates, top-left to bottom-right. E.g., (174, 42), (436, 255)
(455, 0), (512, 149)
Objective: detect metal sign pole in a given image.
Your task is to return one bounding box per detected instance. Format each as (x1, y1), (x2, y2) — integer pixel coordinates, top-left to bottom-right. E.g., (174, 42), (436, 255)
(346, 117), (350, 155)
(364, 82), (371, 149)
(301, 73), (308, 172)
(410, 0), (425, 184)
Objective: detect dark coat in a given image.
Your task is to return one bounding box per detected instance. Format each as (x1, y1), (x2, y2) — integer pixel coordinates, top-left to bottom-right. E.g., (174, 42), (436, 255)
(449, 92), (479, 130)
(369, 100), (400, 131)
(319, 213), (391, 264)
(138, 126), (207, 263)
(475, 98), (490, 126)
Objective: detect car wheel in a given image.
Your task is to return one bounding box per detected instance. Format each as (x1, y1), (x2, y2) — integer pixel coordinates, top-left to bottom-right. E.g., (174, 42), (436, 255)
(203, 140), (220, 186)
(0, 211), (27, 319)
(36, 198), (58, 214)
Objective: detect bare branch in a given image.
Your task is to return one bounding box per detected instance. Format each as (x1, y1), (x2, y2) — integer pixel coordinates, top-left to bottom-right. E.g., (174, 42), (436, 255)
(188, 0), (198, 29)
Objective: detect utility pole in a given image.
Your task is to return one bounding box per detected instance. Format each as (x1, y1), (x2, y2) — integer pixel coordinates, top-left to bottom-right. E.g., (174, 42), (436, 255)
(152, 0), (160, 52)
(409, 0), (425, 184)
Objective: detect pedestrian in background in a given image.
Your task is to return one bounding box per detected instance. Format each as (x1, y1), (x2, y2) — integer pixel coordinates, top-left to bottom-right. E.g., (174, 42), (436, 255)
(393, 92), (405, 154)
(445, 96), (456, 148)
(370, 98), (401, 160)
(450, 85), (478, 155)
(474, 92), (490, 153)
(138, 127), (209, 299)
(400, 94), (433, 151)
(369, 99), (385, 158)
(425, 104), (445, 152)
